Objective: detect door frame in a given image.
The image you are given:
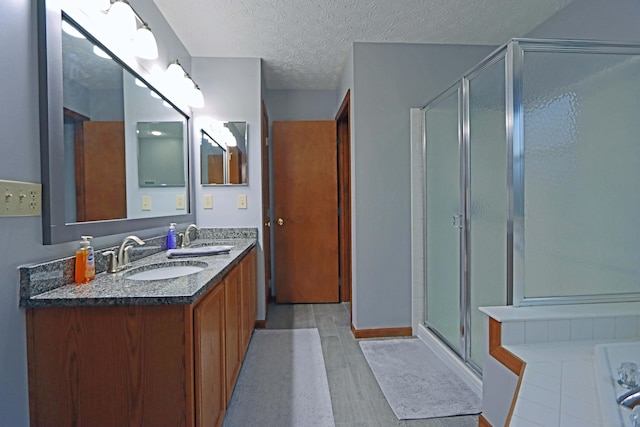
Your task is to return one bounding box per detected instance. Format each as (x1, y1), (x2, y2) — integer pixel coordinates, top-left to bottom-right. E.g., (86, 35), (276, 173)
(336, 91), (352, 307)
(260, 100), (271, 321)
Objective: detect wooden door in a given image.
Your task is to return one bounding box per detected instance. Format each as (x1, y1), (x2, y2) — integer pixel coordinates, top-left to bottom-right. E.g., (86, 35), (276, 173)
(273, 121), (339, 303)
(79, 121), (127, 221)
(261, 101), (272, 310)
(207, 154), (224, 184)
(194, 284), (226, 427)
(336, 91), (352, 305)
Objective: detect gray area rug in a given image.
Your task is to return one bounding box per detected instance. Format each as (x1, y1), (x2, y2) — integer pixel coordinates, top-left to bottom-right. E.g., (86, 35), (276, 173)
(359, 338), (481, 420)
(223, 328), (335, 427)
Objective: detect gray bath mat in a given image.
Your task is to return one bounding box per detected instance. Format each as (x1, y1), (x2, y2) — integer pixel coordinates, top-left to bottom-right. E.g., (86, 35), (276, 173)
(223, 328), (335, 427)
(359, 338), (481, 420)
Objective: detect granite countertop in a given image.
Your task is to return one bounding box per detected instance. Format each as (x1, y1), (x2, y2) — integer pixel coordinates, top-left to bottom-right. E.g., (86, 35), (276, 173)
(21, 238), (256, 308)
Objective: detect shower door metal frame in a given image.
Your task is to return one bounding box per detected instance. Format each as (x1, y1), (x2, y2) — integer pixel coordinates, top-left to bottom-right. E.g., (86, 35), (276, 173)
(423, 45), (510, 375)
(509, 38), (640, 307)
(422, 82), (466, 360)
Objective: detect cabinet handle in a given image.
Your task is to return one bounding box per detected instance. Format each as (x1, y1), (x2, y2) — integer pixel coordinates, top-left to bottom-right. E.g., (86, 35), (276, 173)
(277, 218), (284, 226)
(264, 221), (271, 228)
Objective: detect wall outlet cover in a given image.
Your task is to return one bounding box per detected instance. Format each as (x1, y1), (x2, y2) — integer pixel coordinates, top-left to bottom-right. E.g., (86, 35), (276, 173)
(141, 195), (152, 211)
(203, 194), (213, 209)
(176, 194), (186, 210)
(237, 194), (247, 209)
(1, 179), (42, 217)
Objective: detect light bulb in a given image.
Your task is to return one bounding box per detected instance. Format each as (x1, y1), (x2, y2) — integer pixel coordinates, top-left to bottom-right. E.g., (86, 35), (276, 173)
(62, 21), (85, 39)
(133, 24), (158, 60)
(134, 78), (146, 88)
(166, 61), (185, 80)
(190, 85), (205, 108)
(107, 0), (136, 40)
(92, 45), (111, 59)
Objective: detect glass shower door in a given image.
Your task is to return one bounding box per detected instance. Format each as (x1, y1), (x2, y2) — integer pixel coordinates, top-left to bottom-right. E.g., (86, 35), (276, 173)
(425, 86), (463, 354)
(467, 57), (508, 369)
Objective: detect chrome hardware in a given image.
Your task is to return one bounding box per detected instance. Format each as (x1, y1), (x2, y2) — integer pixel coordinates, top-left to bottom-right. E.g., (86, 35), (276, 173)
(112, 235), (145, 272)
(277, 218), (284, 226)
(102, 250), (118, 274)
(182, 224), (199, 247)
(618, 386), (640, 409)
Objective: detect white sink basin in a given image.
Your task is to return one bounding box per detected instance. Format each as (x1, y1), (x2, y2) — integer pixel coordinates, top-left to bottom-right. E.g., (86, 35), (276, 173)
(125, 261), (208, 281)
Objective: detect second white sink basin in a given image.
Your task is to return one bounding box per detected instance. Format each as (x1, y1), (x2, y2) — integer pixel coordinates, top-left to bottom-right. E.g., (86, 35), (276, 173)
(125, 261), (208, 281)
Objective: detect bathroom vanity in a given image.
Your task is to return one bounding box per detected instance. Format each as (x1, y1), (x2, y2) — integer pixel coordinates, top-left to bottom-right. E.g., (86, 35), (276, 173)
(21, 236), (257, 427)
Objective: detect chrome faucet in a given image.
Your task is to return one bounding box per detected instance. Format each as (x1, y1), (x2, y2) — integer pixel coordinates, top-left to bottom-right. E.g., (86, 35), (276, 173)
(103, 235), (145, 273)
(181, 224), (199, 247)
(619, 386), (640, 409)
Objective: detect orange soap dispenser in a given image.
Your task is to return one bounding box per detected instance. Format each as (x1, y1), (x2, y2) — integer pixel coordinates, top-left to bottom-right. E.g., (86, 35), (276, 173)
(75, 235), (95, 284)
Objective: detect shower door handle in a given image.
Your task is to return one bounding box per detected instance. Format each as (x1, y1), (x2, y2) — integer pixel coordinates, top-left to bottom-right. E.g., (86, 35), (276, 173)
(452, 214), (463, 229)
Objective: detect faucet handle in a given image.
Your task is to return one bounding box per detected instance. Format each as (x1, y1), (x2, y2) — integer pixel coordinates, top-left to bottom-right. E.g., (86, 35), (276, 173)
(102, 250), (118, 273)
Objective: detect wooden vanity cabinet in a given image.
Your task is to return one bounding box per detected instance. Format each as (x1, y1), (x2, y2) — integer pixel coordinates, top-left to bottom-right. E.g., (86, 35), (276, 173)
(26, 247), (257, 427)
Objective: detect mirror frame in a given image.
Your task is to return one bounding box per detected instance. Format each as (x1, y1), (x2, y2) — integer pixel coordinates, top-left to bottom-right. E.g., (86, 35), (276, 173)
(38, 0), (195, 244)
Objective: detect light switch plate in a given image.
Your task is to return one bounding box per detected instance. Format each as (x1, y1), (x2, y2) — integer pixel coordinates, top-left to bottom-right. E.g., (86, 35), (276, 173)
(176, 194), (186, 210)
(141, 195), (152, 211)
(203, 194), (213, 209)
(237, 194), (247, 209)
(1, 179), (42, 217)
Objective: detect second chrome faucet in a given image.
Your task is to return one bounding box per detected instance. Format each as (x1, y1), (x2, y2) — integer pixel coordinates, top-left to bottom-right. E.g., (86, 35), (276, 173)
(103, 235), (145, 273)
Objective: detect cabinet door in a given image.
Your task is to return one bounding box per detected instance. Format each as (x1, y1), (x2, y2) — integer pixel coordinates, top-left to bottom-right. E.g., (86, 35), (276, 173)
(240, 249), (257, 354)
(194, 284), (226, 427)
(224, 266), (242, 405)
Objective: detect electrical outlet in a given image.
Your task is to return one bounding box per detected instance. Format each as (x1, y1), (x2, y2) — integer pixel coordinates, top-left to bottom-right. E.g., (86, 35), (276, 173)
(203, 194), (213, 209)
(141, 195), (152, 211)
(1, 179), (42, 217)
(176, 194), (186, 210)
(237, 194), (247, 209)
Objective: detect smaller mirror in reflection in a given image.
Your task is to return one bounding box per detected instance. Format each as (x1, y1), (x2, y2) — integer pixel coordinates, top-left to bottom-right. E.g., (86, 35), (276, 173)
(137, 122), (186, 187)
(200, 122), (248, 185)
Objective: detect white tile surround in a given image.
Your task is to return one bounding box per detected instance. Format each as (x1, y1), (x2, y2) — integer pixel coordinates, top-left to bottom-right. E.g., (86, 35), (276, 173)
(481, 302), (640, 427)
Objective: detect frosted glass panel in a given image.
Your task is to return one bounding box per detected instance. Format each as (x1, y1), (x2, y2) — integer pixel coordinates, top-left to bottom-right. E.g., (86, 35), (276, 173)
(523, 51), (640, 298)
(468, 58), (507, 367)
(425, 89), (461, 352)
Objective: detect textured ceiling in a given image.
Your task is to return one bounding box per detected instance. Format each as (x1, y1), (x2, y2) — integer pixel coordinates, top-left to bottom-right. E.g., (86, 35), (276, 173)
(151, 0), (574, 90)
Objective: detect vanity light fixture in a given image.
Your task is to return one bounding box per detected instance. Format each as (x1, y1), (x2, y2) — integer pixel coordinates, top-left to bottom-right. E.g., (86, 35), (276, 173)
(166, 60), (205, 108)
(106, 0), (136, 39)
(103, 0), (159, 60)
(77, 0), (111, 15)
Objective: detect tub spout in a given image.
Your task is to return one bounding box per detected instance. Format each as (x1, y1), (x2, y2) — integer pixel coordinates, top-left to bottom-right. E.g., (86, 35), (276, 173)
(618, 386), (640, 409)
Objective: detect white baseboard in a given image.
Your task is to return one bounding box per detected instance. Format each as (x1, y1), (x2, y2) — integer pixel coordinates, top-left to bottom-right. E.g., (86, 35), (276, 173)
(417, 323), (483, 398)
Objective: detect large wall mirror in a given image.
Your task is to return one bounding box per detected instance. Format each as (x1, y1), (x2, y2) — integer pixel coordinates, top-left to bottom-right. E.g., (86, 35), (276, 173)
(200, 122), (248, 185)
(39, 1), (195, 244)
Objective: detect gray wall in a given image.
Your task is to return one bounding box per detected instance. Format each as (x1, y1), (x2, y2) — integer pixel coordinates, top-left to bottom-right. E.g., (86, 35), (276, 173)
(526, 0), (640, 41)
(264, 89), (338, 121)
(349, 42), (495, 329)
(190, 57), (267, 320)
(0, 1), (191, 425)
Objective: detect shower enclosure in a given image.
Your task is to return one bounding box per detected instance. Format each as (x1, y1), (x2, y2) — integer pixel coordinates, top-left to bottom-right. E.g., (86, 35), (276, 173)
(422, 38), (640, 374)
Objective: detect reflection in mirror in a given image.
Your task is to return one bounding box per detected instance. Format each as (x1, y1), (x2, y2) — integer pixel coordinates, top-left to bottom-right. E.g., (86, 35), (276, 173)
(137, 122), (186, 187)
(61, 14), (189, 224)
(38, 6), (195, 244)
(201, 130), (226, 185)
(200, 122), (248, 185)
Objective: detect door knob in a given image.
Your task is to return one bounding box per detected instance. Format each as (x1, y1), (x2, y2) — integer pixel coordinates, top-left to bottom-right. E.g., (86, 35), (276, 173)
(277, 218), (284, 226)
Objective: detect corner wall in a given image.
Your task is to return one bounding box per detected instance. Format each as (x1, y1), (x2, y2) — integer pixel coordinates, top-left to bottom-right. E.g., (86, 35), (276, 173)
(350, 42), (495, 329)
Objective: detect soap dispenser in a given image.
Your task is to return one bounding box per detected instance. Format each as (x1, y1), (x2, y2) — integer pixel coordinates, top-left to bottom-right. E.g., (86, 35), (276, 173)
(75, 235), (95, 284)
(167, 223), (177, 249)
